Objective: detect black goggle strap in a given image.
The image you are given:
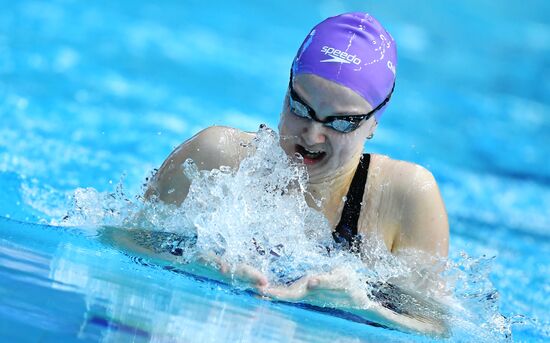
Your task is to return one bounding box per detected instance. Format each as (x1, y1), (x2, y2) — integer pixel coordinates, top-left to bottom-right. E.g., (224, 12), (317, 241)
(366, 81), (395, 118)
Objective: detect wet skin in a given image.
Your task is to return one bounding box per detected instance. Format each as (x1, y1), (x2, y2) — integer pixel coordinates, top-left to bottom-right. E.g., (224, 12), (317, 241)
(145, 73), (449, 307)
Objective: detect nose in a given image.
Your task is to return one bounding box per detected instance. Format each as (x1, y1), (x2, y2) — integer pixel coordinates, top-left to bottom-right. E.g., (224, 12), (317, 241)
(302, 121), (326, 146)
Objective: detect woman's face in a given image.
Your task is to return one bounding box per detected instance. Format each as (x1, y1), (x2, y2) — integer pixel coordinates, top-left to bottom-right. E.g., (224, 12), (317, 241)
(279, 73), (377, 182)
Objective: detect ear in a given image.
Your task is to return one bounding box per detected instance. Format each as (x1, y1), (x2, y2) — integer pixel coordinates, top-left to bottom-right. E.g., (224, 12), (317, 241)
(365, 117), (378, 139)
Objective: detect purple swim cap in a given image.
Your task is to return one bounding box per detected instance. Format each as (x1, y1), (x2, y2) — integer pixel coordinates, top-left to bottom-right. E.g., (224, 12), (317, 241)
(292, 12), (397, 120)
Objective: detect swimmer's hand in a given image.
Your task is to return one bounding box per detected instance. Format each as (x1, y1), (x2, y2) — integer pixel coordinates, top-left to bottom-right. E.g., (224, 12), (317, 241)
(263, 268), (451, 338)
(197, 253), (268, 289)
(261, 268), (368, 308)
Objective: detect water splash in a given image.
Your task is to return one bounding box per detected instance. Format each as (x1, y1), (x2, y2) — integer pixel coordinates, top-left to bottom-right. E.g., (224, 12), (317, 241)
(169, 126), (347, 284)
(58, 126), (514, 341)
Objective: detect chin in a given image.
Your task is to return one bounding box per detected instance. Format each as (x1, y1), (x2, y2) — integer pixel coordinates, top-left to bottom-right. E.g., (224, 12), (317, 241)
(304, 157), (335, 181)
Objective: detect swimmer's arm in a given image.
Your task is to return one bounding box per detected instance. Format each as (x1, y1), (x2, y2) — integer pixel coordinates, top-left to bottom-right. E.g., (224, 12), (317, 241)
(193, 252), (268, 288)
(380, 164), (451, 297)
(101, 226), (268, 289)
(262, 268), (449, 337)
(391, 163), (449, 259)
(145, 126), (254, 205)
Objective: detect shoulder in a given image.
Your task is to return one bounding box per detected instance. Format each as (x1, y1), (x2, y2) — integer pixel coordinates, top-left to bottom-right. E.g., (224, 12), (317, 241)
(370, 154), (434, 184)
(187, 125), (255, 153)
(146, 126), (255, 204)
(369, 154), (438, 199)
(369, 154), (449, 257)
(170, 126), (255, 168)
(194, 125), (256, 143)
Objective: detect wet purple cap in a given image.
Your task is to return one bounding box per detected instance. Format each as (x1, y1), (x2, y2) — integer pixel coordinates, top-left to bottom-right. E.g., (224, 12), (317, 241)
(292, 12), (397, 121)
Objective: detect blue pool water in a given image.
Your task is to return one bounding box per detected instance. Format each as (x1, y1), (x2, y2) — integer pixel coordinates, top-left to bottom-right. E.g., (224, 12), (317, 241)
(1, 0), (549, 341)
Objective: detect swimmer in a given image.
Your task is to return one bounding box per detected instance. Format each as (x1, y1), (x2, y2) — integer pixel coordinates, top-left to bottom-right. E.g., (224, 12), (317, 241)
(145, 13), (448, 305)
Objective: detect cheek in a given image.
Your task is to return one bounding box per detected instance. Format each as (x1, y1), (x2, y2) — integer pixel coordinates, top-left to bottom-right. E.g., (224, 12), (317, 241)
(278, 113), (300, 154)
(341, 125), (370, 148)
(279, 112), (302, 136)
(330, 132), (365, 158)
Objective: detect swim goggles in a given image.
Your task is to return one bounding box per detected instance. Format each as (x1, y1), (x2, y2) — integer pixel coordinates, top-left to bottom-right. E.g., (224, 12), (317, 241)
(288, 73), (395, 133)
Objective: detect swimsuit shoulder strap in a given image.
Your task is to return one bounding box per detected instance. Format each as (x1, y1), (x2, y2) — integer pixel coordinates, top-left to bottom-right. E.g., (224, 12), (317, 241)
(332, 153), (370, 251)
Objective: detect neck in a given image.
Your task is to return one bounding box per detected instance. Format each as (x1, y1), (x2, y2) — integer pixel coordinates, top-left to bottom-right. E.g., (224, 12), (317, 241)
(305, 152), (363, 225)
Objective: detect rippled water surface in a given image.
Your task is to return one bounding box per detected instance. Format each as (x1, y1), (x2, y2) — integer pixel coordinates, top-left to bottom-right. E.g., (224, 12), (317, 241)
(1, 0), (549, 342)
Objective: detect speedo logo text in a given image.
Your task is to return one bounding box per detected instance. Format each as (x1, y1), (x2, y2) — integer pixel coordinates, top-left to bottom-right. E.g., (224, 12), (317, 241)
(320, 46), (361, 65)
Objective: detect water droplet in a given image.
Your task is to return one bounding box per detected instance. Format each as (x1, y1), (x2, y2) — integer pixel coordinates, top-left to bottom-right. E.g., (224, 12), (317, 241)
(220, 165), (232, 173)
(182, 158), (200, 180)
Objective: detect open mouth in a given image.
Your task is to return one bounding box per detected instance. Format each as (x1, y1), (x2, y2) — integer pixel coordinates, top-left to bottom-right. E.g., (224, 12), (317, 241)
(295, 144), (327, 164)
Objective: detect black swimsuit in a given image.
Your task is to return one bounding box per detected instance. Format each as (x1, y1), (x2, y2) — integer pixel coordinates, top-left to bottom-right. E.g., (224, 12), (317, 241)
(332, 153), (370, 252)
(163, 154), (371, 258)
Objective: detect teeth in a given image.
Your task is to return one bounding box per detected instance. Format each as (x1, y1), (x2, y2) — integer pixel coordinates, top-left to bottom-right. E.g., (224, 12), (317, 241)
(304, 148), (322, 154)
(296, 145), (325, 160)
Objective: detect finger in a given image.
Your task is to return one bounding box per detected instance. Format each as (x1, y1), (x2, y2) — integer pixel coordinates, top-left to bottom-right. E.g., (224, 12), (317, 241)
(307, 272), (347, 291)
(263, 287), (305, 300)
(263, 278), (309, 300)
(234, 264), (268, 287)
(307, 278), (320, 289)
(197, 253), (229, 273)
(218, 260), (229, 274)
